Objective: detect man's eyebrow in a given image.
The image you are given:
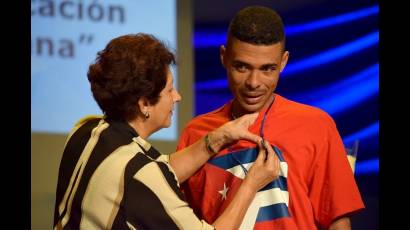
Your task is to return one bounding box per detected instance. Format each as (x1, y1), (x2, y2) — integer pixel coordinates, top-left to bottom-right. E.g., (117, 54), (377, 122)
(232, 60), (251, 66)
(260, 63), (278, 69)
(232, 60), (279, 69)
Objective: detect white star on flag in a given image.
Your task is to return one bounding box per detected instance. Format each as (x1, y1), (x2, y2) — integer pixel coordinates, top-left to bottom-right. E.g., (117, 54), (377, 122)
(218, 182), (229, 200)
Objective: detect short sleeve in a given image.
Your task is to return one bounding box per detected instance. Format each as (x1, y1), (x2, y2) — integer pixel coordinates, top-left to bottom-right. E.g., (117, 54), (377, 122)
(124, 160), (214, 230)
(308, 116), (365, 228)
(157, 153), (170, 163)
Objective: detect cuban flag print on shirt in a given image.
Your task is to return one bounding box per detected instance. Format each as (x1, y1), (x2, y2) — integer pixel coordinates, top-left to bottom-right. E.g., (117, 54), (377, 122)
(204, 145), (289, 229)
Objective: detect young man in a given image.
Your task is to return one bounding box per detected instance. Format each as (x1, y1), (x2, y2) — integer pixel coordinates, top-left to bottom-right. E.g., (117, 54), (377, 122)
(174, 6), (364, 229)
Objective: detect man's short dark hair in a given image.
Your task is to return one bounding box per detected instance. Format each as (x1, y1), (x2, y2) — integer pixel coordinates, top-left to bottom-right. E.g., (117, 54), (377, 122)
(87, 33), (175, 121)
(228, 6), (285, 47)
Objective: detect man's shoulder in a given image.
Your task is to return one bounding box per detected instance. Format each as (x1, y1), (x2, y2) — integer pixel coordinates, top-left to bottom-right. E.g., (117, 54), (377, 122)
(278, 95), (334, 124)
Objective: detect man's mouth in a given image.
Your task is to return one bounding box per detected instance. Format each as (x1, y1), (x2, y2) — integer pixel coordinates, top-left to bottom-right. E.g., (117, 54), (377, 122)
(242, 93), (264, 104)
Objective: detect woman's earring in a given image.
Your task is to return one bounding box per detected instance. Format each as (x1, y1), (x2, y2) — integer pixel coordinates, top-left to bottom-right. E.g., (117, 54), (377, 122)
(144, 111), (150, 119)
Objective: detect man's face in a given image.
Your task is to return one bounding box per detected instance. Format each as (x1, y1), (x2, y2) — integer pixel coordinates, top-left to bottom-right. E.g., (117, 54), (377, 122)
(221, 37), (289, 115)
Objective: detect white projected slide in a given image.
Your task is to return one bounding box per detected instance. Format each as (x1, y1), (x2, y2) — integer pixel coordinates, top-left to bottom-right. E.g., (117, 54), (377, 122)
(31, 0), (178, 140)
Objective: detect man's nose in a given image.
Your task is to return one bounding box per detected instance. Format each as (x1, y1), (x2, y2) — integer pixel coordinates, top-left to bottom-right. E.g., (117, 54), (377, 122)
(245, 70), (260, 89)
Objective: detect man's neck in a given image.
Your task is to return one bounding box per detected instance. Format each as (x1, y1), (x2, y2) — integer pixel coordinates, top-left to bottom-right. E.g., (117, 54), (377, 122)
(231, 94), (276, 119)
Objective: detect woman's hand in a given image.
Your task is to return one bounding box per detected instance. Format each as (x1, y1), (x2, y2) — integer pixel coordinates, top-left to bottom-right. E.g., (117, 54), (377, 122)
(207, 112), (262, 153)
(170, 112), (265, 183)
(243, 139), (280, 191)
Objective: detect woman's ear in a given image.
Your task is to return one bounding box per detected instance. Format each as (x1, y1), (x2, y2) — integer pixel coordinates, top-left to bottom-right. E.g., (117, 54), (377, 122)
(137, 97), (150, 118)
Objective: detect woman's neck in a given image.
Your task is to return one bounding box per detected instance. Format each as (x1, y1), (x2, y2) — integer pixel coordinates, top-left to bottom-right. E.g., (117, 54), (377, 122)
(128, 118), (153, 139)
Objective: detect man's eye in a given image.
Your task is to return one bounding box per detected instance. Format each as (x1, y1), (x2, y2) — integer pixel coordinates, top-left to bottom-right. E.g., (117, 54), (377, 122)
(262, 66), (276, 72)
(235, 65), (247, 72)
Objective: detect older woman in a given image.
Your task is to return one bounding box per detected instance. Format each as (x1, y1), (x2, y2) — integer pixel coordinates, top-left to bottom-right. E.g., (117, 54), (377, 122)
(53, 33), (279, 230)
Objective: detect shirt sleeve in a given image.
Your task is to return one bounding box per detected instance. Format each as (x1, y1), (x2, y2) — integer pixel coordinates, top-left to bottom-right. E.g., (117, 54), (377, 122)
(157, 153), (170, 163)
(124, 160), (214, 230)
(308, 116), (365, 228)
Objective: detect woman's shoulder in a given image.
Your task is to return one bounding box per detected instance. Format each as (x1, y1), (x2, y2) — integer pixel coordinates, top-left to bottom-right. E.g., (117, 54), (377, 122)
(68, 115), (104, 136)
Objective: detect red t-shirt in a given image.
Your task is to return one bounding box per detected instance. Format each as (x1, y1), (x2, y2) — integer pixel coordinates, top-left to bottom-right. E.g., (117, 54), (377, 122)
(177, 94), (364, 229)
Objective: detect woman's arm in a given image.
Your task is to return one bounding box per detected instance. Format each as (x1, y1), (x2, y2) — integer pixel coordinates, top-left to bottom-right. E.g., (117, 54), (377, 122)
(170, 113), (261, 183)
(329, 217), (351, 230)
(127, 140), (278, 230)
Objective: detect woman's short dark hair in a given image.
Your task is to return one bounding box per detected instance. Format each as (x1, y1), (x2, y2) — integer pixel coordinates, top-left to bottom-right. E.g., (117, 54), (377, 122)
(87, 33), (175, 121)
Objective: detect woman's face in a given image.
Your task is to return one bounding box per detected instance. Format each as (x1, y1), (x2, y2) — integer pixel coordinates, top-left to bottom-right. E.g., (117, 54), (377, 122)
(150, 68), (181, 130)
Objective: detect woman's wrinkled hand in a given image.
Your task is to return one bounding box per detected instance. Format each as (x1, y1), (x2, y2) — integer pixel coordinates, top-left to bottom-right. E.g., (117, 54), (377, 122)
(243, 139), (280, 191)
(207, 112), (262, 153)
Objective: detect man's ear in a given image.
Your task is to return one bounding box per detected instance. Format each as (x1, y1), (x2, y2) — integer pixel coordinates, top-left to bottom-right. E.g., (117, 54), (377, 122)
(280, 51), (289, 73)
(220, 45), (227, 68)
